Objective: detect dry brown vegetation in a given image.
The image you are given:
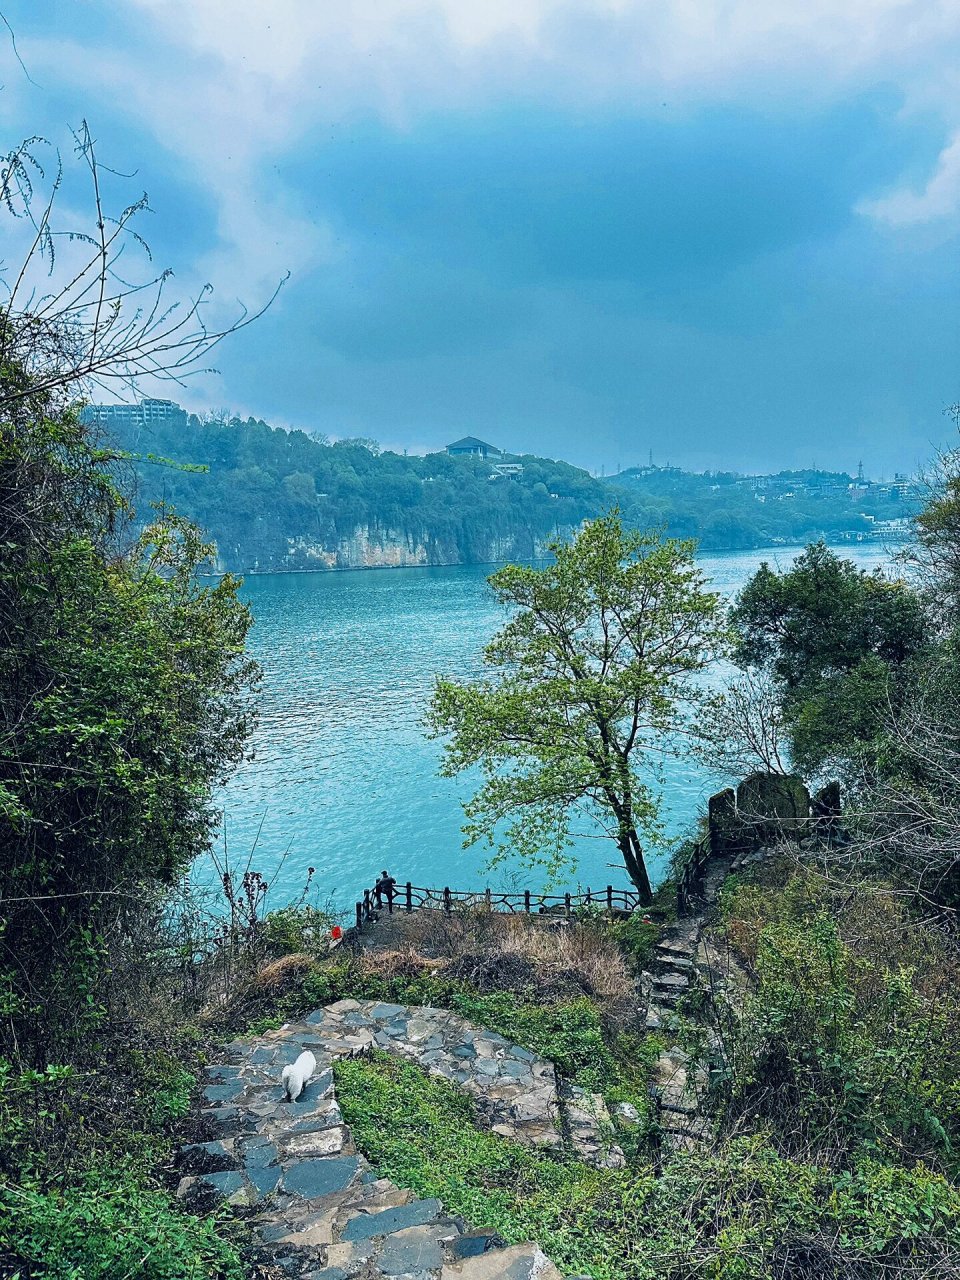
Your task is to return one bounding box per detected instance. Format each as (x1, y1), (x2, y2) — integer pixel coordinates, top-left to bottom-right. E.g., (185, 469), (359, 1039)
(363, 907), (634, 1003)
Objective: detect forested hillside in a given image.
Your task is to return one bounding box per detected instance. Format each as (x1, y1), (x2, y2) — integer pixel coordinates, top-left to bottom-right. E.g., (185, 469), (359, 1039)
(100, 408), (909, 571)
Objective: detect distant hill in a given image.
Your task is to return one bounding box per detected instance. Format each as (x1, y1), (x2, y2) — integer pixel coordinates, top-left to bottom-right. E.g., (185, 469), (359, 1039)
(604, 464), (918, 551)
(95, 406), (614, 572)
(87, 402), (919, 571)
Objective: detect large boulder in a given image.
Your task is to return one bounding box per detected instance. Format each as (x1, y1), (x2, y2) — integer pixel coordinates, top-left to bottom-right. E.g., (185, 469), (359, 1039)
(708, 788), (743, 856)
(735, 772), (810, 847)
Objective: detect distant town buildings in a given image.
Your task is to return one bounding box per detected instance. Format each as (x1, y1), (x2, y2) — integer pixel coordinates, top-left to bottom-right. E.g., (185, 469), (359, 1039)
(446, 436), (503, 459)
(82, 397), (188, 433)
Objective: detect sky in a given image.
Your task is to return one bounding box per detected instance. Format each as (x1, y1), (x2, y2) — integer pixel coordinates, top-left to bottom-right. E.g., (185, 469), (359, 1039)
(2, 1), (960, 475)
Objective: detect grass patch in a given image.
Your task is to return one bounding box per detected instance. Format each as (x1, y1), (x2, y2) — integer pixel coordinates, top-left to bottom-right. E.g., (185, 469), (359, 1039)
(0, 1167), (244, 1280)
(334, 1051), (648, 1279)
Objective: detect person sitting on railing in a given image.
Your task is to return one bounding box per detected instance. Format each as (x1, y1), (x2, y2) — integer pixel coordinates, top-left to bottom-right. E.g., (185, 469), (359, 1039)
(375, 869), (397, 907)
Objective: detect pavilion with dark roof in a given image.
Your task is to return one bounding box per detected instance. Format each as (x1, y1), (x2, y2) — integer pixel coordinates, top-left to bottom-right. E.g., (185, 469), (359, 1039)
(446, 436), (503, 459)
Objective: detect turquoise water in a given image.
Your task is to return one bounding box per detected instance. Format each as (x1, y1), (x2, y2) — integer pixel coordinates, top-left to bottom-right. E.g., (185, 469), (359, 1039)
(207, 545), (894, 912)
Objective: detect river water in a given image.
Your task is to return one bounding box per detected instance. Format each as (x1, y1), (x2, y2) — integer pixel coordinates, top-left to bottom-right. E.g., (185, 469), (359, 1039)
(206, 545), (894, 913)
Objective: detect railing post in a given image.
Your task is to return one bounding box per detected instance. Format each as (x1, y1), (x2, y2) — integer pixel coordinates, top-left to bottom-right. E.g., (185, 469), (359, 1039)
(355, 902), (363, 931)
(386, 881), (394, 914)
(606, 885), (613, 916)
(524, 890), (531, 913)
(485, 887), (492, 910)
(564, 892), (572, 919)
(406, 881), (413, 913)
(363, 889), (371, 920)
(585, 887), (592, 905)
(443, 887), (451, 914)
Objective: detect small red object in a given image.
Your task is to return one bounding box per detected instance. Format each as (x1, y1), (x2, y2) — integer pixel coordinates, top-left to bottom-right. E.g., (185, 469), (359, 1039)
(331, 925), (343, 940)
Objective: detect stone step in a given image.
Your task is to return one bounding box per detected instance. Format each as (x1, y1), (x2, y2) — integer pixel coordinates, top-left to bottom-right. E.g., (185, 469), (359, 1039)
(650, 987), (685, 1009)
(654, 953), (695, 973)
(655, 937), (697, 957)
(558, 1082), (626, 1169)
(652, 971), (690, 991)
(658, 1099), (698, 1116)
(440, 1242), (564, 1280)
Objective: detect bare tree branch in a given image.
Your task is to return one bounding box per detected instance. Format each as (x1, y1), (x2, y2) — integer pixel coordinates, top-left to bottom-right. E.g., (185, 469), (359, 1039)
(0, 124), (284, 411)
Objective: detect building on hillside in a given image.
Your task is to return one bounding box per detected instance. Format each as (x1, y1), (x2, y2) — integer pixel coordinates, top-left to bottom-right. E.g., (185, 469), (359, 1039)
(83, 397), (188, 433)
(446, 436), (503, 459)
(490, 461), (523, 479)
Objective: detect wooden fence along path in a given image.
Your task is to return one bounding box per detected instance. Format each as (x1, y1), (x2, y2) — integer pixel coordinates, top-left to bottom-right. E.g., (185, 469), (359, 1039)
(351, 789), (747, 933)
(353, 870), (707, 932)
(355, 881), (649, 930)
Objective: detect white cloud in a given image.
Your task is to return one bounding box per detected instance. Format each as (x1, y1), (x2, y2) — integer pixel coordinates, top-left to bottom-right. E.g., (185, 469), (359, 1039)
(10, 0), (960, 345)
(862, 132), (960, 226)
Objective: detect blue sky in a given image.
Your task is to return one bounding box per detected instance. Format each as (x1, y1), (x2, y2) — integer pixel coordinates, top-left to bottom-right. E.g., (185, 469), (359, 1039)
(2, 1), (960, 474)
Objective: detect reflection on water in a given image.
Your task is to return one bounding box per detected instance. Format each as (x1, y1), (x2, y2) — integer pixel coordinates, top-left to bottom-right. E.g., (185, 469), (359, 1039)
(206, 545), (894, 910)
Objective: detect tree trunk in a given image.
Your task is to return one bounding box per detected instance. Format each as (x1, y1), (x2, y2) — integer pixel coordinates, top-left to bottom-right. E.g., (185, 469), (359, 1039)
(617, 827), (653, 905)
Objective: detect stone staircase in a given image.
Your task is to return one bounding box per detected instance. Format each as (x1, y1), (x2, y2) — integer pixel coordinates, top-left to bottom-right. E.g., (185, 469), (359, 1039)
(179, 1000), (623, 1278)
(642, 855), (735, 1151)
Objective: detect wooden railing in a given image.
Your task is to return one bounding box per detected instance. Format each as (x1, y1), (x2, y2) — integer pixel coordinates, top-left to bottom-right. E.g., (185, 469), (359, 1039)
(354, 879), (649, 932)
(354, 827), (725, 933)
(676, 833), (712, 915)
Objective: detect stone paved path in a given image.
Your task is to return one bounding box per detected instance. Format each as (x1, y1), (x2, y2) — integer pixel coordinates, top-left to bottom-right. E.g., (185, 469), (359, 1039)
(180, 999), (623, 1279)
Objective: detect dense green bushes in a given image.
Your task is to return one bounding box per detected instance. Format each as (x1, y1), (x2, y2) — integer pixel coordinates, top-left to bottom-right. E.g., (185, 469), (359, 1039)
(0, 1170), (244, 1280)
(729, 542), (927, 773)
(0, 385), (257, 1058)
(336, 1052), (960, 1280)
(719, 869), (960, 1177)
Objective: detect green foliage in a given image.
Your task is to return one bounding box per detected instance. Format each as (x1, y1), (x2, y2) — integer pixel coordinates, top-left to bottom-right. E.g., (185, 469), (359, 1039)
(428, 513), (724, 899)
(0, 1166), (244, 1280)
(450, 991), (617, 1091)
(0, 1049), (246, 1280)
(0, 381), (257, 1061)
(0, 371), (258, 1278)
(909, 437), (960, 612)
(721, 872), (960, 1174)
(99, 411), (915, 570)
(261, 903), (339, 957)
(335, 1053), (960, 1280)
(730, 542), (927, 772)
(609, 914), (661, 970)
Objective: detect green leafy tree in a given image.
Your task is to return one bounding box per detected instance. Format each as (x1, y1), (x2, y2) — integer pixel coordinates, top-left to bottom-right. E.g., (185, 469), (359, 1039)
(0, 368), (258, 1060)
(730, 542), (927, 774)
(427, 513), (724, 901)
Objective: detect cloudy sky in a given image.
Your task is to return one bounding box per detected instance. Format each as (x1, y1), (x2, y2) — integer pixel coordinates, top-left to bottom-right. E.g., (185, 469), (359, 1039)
(2, 1), (960, 474)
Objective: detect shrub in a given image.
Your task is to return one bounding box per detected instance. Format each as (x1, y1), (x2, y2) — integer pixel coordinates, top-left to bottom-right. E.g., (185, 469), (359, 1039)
(0, 1166), (244, 1280)
(719, 871), (960, 1174)
(262, 903), (340, 958)
(335, 1053), (960, 1280)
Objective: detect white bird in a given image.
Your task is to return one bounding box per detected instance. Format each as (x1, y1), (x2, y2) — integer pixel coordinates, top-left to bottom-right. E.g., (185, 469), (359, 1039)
(281, 1049), (317, 1102)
